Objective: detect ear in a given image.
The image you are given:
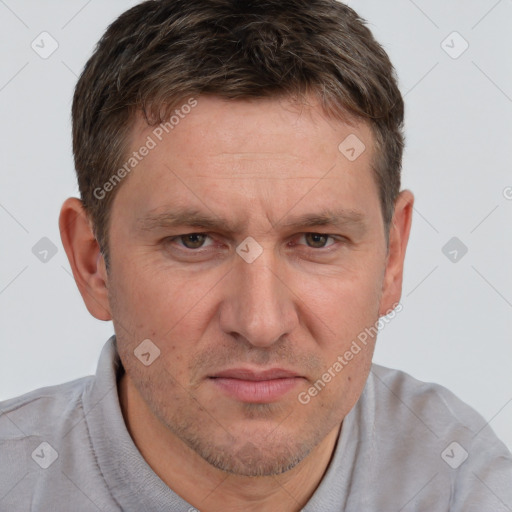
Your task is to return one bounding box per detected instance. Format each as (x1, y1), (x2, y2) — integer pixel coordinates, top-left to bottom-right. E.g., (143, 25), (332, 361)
(378, 189), (414, 316)
(58, 197), (112, 321)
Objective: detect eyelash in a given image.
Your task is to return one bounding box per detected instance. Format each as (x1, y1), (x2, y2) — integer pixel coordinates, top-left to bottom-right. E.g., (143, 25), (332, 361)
(164, 232), (344, 253)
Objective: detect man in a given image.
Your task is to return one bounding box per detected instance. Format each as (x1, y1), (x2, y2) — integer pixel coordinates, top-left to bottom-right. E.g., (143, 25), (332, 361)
(1, 0), (511, 510)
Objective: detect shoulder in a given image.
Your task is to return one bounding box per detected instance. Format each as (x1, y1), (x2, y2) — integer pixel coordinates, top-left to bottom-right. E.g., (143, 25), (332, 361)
(0, 377), (94, 497)
(0, 376), (93, 440)
(364, 364), (512, 510)
(0, 375), (122, 510)
(369, 363), (487, 432)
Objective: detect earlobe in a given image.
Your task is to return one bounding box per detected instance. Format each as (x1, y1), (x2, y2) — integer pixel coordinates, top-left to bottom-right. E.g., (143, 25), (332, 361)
(58, 197), (112, 321)
(378, 189), (414, 316)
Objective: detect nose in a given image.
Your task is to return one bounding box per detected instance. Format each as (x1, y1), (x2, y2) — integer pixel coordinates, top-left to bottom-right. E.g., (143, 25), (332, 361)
(219, 246), (298, 348)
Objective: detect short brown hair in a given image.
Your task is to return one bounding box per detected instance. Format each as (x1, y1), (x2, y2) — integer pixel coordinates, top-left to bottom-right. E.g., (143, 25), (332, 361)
(72, 0), (404, 270)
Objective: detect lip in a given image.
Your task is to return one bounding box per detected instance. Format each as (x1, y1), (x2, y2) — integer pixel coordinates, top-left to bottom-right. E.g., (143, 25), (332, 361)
(211, 368), (301, 381)
(209, 368), (304, 403)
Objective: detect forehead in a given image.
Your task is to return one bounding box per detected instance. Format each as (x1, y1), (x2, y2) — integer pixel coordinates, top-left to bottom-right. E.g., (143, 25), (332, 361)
(131, 94), (374, 168)
(113, 95), (380, 230)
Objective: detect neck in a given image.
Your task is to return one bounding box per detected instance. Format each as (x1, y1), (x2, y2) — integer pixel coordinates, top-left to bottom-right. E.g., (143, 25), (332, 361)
(119, 372), (341, 512)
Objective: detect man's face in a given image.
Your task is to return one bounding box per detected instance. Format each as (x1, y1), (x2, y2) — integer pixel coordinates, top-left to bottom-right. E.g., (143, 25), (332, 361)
(106, 95), (394, 476)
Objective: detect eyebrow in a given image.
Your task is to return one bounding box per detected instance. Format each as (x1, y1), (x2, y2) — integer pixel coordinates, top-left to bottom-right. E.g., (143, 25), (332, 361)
(136, 206), (368, 235)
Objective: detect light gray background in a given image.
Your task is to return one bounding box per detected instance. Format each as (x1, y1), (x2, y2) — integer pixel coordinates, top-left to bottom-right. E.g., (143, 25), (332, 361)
(1, 0), (511, 452)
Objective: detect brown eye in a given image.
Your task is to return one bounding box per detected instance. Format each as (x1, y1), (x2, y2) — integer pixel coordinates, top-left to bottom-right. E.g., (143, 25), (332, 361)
(303, 233), (332, 249)
(178, 233), (209, 249)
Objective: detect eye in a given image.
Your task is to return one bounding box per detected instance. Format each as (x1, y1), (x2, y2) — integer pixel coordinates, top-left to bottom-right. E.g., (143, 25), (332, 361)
(167, 233), (214, 250)
(297, 233), (338, 249)
(164, 232), (343, 255)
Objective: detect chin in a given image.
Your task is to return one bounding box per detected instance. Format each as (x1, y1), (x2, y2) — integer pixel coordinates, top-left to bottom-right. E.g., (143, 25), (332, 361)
(200, 439), (309, 477)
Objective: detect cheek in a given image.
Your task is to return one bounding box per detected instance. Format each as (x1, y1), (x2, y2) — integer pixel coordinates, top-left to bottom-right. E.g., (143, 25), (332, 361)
(109, 258), (184, 324)
(294, 260), (382, 410)
(294, 259), (384, 344)
(106, 270), (169, 372)
(108, 261), (215, 369)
